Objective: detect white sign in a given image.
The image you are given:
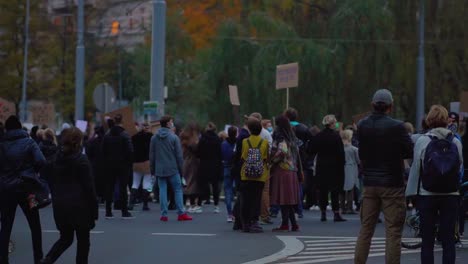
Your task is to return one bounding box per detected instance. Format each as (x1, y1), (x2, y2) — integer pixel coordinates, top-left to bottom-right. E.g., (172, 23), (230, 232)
(276, 62), (299, 89)
(228, 85), (240, 106)
(75, 120), (88, 133)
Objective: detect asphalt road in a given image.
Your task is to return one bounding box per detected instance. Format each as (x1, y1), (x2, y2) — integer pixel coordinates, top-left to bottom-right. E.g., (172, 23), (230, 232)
(8, 203), (468, 264)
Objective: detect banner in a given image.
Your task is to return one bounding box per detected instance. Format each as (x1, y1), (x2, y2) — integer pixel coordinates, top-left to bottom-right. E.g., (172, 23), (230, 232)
(29, 102), (55, 129)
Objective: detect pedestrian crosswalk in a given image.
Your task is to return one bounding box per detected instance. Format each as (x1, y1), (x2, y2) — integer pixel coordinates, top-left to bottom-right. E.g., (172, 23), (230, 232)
(266, 236), (456, 264)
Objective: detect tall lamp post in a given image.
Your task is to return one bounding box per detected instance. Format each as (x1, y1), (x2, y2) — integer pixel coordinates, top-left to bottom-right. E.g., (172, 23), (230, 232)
(150, 0), (166, 117)
(416, 0), (425, 131)
(20, 0), (30, 122)
(75, 0), (85, 121)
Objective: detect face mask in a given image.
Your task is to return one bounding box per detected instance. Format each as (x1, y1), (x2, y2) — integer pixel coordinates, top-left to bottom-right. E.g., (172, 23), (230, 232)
(267, 127), (273, 133)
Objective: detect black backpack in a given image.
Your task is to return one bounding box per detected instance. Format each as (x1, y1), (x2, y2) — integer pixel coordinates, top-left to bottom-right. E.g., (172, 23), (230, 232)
(420, 134), (460, 193)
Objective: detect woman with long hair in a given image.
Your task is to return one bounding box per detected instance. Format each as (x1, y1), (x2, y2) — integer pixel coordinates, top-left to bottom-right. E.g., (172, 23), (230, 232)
(41, 127), (98, 264)
(180, 123), (202, 213)
(270, 115), (303, 232)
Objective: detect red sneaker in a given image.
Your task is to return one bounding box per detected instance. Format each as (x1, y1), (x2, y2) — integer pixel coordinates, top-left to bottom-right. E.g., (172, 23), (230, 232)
(160, 216), (168, 222)
(272, 225), (289, 232)
(177, 213), (193, 221)
(291, 224), (300, 232)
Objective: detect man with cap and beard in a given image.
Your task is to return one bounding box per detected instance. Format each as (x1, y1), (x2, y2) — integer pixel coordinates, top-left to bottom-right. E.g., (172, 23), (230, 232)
(354, 89), (413, 264)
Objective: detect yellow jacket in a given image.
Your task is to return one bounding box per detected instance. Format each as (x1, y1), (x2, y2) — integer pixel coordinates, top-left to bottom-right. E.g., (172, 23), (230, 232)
(241, 135), (270, 182)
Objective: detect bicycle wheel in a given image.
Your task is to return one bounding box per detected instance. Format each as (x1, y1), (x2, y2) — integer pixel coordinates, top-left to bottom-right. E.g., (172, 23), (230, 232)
(401, 213), (422, 249)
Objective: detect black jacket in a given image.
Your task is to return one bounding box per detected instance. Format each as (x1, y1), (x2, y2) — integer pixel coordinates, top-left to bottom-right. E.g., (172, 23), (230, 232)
(132, 131), (153, 163)
(0, 129), (45, 183)
(49, 151), (98, 230)
(198, 130), (223, 181)
(311, 127), (345, 187)
(101, 126), (133, 168)
(357, 113), (413, 188)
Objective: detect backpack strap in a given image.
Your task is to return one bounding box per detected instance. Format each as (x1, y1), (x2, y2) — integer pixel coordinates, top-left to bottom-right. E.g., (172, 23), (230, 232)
(255, 139), (264, 149)
(247, 139), (253, 149)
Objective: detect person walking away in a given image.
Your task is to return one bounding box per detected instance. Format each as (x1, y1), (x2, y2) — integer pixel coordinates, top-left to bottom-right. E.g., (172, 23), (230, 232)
(310, 114), (346, 222)
(180, 123), (202, 213)
(85, 126), (105, 202)
(101, 114), (134, 219)
(198, 122), (223, 213)
(248, 113), (273, 224)
(130, 123), (153, 211)
(222, 126), (238, 222)
(341, 129), (359, 214)
(406, 105), (462, 264)
(239, 117), (269, 233)
(270, 115), (302, 232)
(354, 89), (413, 264)
(40, 128), (98, 264)
(150, 115), (192, 222)
(0, 116), (46, 264)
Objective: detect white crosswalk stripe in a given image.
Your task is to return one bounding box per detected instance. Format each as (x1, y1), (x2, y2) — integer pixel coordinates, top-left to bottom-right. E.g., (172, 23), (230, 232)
(270, 236), (454, 264)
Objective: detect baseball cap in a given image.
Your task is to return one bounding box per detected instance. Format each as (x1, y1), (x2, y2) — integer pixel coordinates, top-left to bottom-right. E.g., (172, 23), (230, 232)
(372, 89), (393, 105)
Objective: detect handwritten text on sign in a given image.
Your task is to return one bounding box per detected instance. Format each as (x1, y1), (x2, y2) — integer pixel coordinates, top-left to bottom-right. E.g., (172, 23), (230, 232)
(276, 62), (299, 89)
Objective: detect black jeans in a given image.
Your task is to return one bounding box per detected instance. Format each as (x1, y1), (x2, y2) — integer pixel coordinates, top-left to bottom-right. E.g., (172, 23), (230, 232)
(207, 179), (221, 206)
(105, 166), (130, 214)
(45, 228), (90, 264)
(239, 181), (264, 229)
(318, 183), (340, 212)
(418, 195), (459, 264)
(0, 192), (43, 264)
(280, 205), (297, 226)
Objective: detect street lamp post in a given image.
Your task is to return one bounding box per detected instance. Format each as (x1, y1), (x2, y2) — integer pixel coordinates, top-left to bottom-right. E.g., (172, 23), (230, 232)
(150, 0), (166, 117)
(416, 0), (425, 131)
(75, 0), (85, 121)
(20, 0), (30, 122)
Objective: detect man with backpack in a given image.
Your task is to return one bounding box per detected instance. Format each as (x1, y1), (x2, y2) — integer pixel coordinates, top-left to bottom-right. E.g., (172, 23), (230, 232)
(406, 105), (462, 264)
(101, 114), (134, 219)
(354, 89), (413, 264)
(239, 117), (270, 233)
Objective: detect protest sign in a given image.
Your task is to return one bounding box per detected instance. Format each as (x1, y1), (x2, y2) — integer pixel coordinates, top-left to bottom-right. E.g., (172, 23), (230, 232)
(228, 85), (240, 106)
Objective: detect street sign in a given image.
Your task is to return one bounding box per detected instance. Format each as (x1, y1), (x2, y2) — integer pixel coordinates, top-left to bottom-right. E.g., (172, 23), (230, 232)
(276, 62), (299, 90)
(143, 101), (159, 115)
(93, 83), (117, 113)
(228, 85), (240, 106)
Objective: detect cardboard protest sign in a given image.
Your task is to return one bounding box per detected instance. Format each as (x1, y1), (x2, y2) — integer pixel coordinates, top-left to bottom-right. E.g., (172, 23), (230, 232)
(29, 102), (55, 129)
(228, 85), (240, 106)
(0, 98), (16, 123)
(103, 106), (138, 136)
(352, 112), (371, 124)
(276, 62), (299, 89)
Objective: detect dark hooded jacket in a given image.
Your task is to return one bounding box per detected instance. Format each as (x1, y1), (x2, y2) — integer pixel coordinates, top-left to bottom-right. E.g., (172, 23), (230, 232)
(198, 130), (223, 181)
(0, 129), (45, 189)
(101, 125), (133, 168)
(49, 151), (98, 230)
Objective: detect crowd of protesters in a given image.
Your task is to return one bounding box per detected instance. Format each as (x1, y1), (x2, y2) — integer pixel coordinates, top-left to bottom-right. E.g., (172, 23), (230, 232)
(0, 89), (468, 264)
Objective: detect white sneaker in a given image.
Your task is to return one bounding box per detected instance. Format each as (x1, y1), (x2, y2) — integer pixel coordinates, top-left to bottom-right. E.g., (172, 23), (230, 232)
(214, 206), (220, 214)
(194, 206), (203, 214)
(227, 215), (234, 223)
(187, 207), (195, 213)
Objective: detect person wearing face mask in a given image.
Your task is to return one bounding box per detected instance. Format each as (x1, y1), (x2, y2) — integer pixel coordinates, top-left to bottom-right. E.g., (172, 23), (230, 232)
(262, 120), (273, 134)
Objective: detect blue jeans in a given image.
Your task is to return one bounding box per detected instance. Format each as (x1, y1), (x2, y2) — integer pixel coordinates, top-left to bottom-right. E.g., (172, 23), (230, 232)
(158, 174), (185, 216)
(223, 167), (234, 215)
(418, 195), (459, 264)
(296, 183), (304, 216)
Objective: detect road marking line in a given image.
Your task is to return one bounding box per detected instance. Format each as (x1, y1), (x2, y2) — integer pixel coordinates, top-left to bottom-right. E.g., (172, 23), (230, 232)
(43, 230), (104, 234)
(151, 233), (216, 236)
(242, 236), (304, 264)
(304, 244), (386, 251)
(291, 248), (386, 258)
